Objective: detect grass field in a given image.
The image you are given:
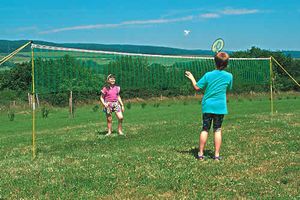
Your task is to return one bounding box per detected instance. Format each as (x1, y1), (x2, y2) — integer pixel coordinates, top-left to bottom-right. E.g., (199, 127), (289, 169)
(0, 52), (31, 64)
(0, 95), (299, 199)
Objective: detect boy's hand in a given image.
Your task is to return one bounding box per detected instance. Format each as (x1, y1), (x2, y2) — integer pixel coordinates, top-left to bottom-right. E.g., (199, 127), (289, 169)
(104, 103), (109, 108)
(185, 71), (200, 90)
(121, 105), (125, 113)
(185, 71), (194, 80)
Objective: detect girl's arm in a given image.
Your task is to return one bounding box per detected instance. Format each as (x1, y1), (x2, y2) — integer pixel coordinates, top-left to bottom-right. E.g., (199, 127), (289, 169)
(118, 95), (125, 112)
(185, 71), (200, 91)
(100, 95), (108, 107)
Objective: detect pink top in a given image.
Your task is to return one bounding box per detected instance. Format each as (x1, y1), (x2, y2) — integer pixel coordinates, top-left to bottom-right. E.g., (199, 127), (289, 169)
(101, 85), (120, 102)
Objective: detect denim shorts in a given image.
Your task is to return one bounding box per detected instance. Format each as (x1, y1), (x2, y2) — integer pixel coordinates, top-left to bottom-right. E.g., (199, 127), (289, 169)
(202, 113), (224, 132)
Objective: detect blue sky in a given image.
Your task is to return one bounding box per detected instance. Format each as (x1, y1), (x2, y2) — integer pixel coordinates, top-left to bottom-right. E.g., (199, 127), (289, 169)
(1, 0), (300, 50)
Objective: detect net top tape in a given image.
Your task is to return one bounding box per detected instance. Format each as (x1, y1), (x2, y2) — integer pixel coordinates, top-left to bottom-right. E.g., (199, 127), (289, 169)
(31, 44), (270, 61)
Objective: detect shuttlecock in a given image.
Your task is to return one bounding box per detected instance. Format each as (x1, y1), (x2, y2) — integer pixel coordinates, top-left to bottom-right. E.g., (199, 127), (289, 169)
(184, 30), (191, 36)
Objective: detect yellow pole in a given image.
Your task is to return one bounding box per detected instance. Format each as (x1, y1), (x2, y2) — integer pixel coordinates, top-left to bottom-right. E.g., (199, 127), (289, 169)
(271, 56), (300, 88)
(269, 57), (274, 115)
(0, 41), (32, 65)
(31, 43), (36, 159)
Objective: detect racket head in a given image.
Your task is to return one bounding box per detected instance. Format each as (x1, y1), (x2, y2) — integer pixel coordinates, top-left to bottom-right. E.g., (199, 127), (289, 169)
(211, 38), (225, 53)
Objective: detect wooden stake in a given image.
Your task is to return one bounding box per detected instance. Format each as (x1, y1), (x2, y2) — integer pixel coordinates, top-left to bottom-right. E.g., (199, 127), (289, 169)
(69, 91), (73, 117)
(28, 93), (32, 106)
(36, 93), (40, 108)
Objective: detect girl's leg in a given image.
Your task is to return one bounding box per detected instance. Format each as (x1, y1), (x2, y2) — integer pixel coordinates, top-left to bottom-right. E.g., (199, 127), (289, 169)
(115, 111), (124, 135)
(106, 114), (113, 135)
(199, 131), (208, 156)
(214, 129), (222, 157)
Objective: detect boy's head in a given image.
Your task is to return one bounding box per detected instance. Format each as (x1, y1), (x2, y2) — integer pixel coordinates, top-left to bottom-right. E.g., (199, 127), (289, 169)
(214, 52), (229, 70)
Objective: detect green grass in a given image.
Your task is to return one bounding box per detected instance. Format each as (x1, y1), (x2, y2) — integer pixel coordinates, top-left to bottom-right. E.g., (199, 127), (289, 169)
(0, 96), (299, 199)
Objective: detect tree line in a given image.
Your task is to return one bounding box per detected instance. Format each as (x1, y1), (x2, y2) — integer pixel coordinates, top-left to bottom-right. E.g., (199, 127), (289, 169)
(0, 47), (299, 106)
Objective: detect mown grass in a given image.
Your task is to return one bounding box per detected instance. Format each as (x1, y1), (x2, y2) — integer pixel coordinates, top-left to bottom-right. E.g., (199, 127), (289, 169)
(0, 95), (299, 199)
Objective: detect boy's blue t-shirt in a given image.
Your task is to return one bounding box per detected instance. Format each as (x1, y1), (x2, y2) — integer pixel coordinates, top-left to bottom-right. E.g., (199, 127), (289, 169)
(196, 70), (233, 114)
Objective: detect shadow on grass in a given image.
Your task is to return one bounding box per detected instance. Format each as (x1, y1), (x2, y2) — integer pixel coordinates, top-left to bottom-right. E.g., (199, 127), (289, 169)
(176, 147), (214, 159)
(95, 130), (108, 135)
(95, 130), (123, 136)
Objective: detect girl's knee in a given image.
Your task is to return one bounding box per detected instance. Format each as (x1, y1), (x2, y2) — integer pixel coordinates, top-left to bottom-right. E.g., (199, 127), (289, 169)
(107, 116), (112, 122)
(116, 112), (123, 121)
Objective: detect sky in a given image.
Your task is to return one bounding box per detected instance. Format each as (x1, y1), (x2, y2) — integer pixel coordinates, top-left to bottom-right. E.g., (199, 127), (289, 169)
(1, 0), (300, 51)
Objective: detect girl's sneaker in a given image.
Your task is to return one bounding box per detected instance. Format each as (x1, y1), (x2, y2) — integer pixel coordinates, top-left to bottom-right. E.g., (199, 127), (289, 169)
(105, 132), (112, 136)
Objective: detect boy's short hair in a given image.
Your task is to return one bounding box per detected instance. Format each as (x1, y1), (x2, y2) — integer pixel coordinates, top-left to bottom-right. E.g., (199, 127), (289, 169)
(214, 52), (229, 70)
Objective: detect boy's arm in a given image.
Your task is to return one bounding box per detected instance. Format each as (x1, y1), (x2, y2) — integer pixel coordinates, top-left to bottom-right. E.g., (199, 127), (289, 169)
(227, 74), (233, 91)
(185, 71), (200, 91)
(226, 76), (233, 102)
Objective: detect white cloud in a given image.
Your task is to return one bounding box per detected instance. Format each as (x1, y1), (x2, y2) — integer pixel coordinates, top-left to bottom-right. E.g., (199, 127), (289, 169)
(200, 13), (220, 19)
(40, 16), (194, 34)
(39, 8), (261, 34)
(198, 9), (259, 20)
(221, 9), (259, 15)
(161, 8), (205, 18)
(198, 8), (258, 19)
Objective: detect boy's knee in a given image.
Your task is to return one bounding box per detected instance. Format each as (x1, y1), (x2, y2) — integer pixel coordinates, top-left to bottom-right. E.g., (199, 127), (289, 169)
(118, 116), (123, 121)
(214, 128), (222, 133)
(107, 116), (112, 122)
(200, 130), (209, 137)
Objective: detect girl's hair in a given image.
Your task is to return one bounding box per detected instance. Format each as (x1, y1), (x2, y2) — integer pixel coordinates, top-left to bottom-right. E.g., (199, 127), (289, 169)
(214, 52), (229, 70)
(104, 74), (117, 89)
(106, 74), (116, 81)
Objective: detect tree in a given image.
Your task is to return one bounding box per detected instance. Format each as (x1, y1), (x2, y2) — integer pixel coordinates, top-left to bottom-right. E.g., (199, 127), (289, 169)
(231, 47), (299, 91)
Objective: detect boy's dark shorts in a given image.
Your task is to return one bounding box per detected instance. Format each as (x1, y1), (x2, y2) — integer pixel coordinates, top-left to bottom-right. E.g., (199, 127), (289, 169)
(202, 113), (224, 132)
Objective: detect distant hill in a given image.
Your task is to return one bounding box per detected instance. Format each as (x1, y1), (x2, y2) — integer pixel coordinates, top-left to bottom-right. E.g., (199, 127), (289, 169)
(0, 40), (214, 56)
(283, 51), (300, 58)
(0, 39), (299, 58)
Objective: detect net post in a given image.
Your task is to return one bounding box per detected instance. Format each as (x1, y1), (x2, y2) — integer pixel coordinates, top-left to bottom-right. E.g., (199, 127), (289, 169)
(269, 57), (274, 115)
(31, 43), (36, 159)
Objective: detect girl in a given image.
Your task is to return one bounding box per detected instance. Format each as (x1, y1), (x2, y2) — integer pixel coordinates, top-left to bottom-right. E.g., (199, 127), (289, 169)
(100, 74), (125, 136)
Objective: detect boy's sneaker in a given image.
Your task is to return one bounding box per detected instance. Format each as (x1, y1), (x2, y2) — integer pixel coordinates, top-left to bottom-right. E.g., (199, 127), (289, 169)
(118, 131), (125, 136)
(213, 156), (222, 161)
(105, 132), (112, 136)
(197, 152), (205, 160)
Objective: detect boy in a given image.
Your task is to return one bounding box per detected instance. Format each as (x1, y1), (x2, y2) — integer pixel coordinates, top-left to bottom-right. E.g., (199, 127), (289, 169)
(185, 52), (233, 160)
